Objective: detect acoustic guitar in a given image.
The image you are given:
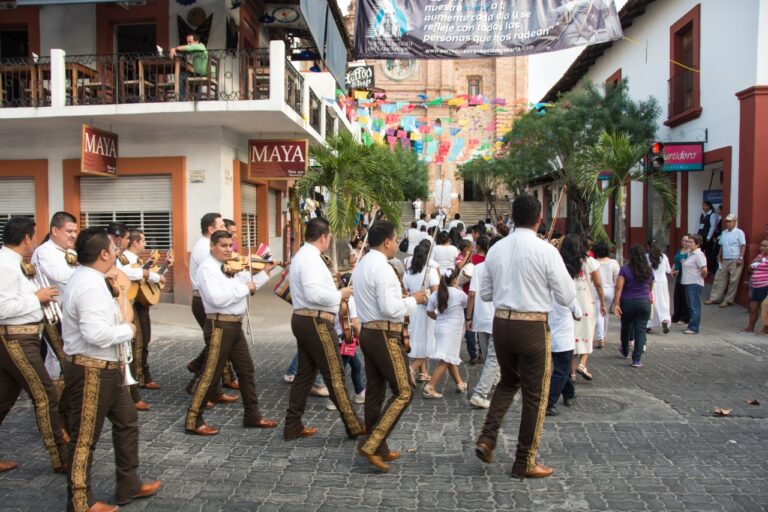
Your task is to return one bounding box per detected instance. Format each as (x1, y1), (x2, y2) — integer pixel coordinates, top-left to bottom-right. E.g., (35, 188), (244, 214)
(127, 249), (159, 302)
(137, 249), (174, 307)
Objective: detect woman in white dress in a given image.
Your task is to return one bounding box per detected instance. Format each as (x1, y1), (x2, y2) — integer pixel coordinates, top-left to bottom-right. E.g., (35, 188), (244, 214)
(423, 269), (468, 398)
(647, 240), (672, 334)
(593, 241), (620, 349)
(403, 240), (440, 382)
(431, 230), (459, 276)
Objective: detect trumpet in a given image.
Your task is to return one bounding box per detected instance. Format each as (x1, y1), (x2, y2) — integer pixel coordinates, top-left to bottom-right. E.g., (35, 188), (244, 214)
(32, 264), (62, 325)
(117, 340), (138, 387)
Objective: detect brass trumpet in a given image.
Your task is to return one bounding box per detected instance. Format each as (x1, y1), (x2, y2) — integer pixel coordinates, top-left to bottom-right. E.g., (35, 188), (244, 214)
(32, 264), (62, 325)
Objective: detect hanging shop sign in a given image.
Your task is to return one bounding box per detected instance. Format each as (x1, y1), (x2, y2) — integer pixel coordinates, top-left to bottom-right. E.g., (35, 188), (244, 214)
(81, 125), (118, 177)
(248, 139), (308, 179)
(354, 0), (623, 59)
(346, 65), (376, 90)
(663, 142), (704, 172)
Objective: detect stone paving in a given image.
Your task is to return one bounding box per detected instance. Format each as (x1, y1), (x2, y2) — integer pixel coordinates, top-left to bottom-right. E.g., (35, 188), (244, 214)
(1, 288), (767, 511)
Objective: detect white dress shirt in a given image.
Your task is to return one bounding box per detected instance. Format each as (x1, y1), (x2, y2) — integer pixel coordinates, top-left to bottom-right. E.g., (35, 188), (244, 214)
(549, 295), (582, 353)
(189, 236), (212, 291)
(31, 239), (76, 292)
(352, 249), (417, 323)
(416, 219), (428, 231)
(288, 243), (341, 313)
(0, 246), (44, 325)
(197, 254), (270, 316)
(61, 266), (134, 361)
(468, 262), (494, 334)
(479, 227), (576, 312)
(118, 249), (161, 283)
(406, 228), (422, 255)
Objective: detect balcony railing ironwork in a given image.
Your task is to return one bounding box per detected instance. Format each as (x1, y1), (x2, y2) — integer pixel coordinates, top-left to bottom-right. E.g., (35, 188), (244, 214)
(284, 58), (304, 118)
(325, 105), (336, 135)
(309, 89), (321, 134)
(668, 69), (695, 118)
(0, 55), (50, 107)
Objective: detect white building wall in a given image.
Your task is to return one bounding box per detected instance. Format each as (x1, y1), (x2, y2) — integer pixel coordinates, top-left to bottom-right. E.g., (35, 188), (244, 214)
(40, 5), (97, 56)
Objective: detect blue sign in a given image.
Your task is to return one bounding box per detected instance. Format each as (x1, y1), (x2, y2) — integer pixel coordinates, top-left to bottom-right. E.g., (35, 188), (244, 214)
(704, 189), (723, 206)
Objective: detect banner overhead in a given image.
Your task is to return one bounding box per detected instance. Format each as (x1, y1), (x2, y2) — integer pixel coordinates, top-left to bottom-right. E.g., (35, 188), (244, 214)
(354, 0), (623, 59)
(81, 125), (118, 177)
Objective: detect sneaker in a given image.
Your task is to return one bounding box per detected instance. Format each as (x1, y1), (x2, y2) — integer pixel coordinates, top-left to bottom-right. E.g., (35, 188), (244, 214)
(683, 329), (698, 335)
(662, 321), (670, 334)
(545, 406), (560, 416)
(562, 397), (575, 407)
(310, 385), (330, 397)
(469, 395), (490, 409)
(631, 359), (643, 368)
(618, 346), (628, 358)
(283, 374), (295, 383)
(325, 400), (337, 411)
(354, 391), (366, 404)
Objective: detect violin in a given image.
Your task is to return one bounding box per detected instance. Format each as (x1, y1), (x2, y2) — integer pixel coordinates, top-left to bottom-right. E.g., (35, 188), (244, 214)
(221, 256), (283, 277)
(339, 299), (354, 344)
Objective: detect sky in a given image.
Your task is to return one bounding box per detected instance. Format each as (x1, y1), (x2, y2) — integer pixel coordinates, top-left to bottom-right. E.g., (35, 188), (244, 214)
(336, 0), (628, 102)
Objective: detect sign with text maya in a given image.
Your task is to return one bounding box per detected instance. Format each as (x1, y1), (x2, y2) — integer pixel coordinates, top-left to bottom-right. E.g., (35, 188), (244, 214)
(248, 140), (308, 180)
(662, 143), (704, 172)
(354, 0), (623, 59)
(81, 125), (118, 177)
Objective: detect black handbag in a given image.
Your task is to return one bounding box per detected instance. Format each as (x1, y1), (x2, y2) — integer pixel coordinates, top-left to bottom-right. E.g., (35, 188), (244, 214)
(398, 237), (409, 253)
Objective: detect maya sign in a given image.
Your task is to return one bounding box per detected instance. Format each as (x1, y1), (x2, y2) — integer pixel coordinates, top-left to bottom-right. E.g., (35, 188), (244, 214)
(248, 140), (308, 179)
(663, 143), (704, 172)
(81, 125), (118, 176)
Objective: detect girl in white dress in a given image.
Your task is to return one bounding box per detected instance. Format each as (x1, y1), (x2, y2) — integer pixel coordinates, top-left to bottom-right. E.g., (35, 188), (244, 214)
(423, 269), (468, 398)
(647, 240), (672, 333)
(432, 230), (459, 276)
(403, 240), (440, 382)
(593, 241), (620, 349)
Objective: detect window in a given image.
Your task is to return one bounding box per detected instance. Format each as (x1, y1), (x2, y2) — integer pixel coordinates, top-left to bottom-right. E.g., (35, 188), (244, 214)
(115, 23), (157, 54)
(666, 4), (701, 126)
(0, 29), (29, 58)
(0, 177), (35, 245)
(240, 182), (258, 248)
(467, 76), (482, 96)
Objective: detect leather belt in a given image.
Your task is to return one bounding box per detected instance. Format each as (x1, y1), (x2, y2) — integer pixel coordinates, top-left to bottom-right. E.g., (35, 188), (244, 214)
(206, 313), (243, 323)
(192, 290), (201, 298)
(494, 310), (548, 322)
(362, 320), (403, 332)
(0, 324), (43, 335)
(294, 309), (336, 322)
(69, 354), (120, 370)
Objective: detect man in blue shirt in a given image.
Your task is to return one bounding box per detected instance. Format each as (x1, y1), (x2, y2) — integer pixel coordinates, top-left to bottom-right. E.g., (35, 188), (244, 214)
(705, 214), (746, 307)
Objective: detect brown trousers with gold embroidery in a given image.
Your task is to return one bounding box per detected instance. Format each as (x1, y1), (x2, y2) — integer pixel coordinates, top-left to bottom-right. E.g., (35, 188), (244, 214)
(65, 362), (141, 512)
(284, 314), (364, 439)
(188, 296), (236, 389)
(132, 302), (152, 385)
(478, 317), (551, 474)
(0, 330), (68, 471)
(358, 327), (413, 457)
(43, 321), (72, 429)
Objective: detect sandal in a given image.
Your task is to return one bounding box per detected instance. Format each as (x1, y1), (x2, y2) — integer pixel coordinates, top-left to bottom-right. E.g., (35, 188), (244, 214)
(595, 339), (605, 349)
(738, 328), (754, 334)
(422, 385), (443, 399)
(456, 382), (467, 394)
(576, 364), (593, 381)
(418, 373), (431, 382)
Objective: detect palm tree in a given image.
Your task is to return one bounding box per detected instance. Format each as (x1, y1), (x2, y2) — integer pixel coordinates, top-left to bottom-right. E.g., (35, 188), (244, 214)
(581, 131), (676, 263)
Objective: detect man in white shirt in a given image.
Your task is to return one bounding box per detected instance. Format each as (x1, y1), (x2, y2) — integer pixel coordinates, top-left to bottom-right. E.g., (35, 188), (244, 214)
(412, 198), (423, 220)
(284, 218), (364, 441)
(448, 213), (463, 231)
(705, 213), (747, 307)
(467, 236), (498, 409)
(61, 227), (161, 511)
(186, 213), (239, 404)
(352, 221), (427, 472)
(0, 217), (67, 475)
(416, 213), (428, 231)
(426, 212), (440, 231)
(186, 230), (279, 436)
(475, 194), (575, 479)
(405, 221), (422, 256)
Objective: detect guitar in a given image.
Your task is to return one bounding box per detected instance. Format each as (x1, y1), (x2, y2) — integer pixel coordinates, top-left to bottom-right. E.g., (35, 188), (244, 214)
(127, 249), (158, 302)
(137, 249), (174, 307)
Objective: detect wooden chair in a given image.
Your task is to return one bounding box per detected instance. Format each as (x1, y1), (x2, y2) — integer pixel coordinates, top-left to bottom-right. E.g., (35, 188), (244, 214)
(186, 55), (219, 100)
(119, 57), (154, 102)
(81, 60), (115, 104)
(248, 65), (269, 100)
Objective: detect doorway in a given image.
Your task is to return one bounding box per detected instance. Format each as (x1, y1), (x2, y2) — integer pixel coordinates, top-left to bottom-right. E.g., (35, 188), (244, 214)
(115, 23), (157, 54)
(0, 29), (29, 58)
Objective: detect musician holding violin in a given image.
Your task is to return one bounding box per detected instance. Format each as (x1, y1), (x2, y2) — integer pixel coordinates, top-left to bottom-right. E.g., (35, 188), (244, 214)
(284, 218), (365, 442)
(185, 230), (279, 436)
(61, 227), (161, 512)
(0, 217), (68, 476)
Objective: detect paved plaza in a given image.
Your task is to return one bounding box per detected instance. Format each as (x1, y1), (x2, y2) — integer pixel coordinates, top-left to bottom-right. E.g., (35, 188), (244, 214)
(1, 284), (767, 511)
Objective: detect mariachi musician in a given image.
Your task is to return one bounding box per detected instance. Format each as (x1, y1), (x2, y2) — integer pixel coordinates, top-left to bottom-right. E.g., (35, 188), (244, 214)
(0, 216), (68, 475)
(122, 228), (173, 390)
(61, 226), (161, 512)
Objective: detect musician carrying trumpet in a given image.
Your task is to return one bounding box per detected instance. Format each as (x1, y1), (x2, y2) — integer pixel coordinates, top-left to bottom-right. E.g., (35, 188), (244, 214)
(0, 216), (68, 476)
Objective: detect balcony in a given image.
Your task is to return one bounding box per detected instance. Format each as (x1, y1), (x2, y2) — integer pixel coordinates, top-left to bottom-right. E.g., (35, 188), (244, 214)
(665, 69), (702, 127)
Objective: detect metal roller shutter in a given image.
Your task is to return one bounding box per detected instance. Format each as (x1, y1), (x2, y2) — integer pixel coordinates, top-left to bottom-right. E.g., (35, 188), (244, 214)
(240, 182), (258, 248)
(0, 178), (35, 245)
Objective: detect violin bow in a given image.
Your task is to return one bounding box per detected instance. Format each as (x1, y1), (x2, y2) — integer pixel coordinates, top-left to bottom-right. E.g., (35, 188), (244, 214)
(547, 185), (567, 242)
(245, 220), (256, 348)
(347, 207), (384, 288)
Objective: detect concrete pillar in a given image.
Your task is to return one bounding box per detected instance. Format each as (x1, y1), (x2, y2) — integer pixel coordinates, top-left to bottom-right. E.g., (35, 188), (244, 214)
(50, 49), (66, 108)
(269, 40), (285, 105)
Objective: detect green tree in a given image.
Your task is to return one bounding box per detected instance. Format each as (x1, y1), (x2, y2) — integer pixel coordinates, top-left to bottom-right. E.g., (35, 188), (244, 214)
(581, 131), (676, 262)
(502, 79), (660, 236)
(389, 145), (429, 201)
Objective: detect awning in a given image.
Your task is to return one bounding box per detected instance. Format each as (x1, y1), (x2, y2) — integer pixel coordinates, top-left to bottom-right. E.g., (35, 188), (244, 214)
(300, 0), (347, 89)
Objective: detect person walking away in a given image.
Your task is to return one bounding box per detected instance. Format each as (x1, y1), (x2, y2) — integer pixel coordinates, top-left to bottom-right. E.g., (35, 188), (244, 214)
(546, 288), (582, 415)
(697, 201), (718, 276)
(593, 241), (619, 348)
(475, 194), (576, 479)
(739, 239), (768, 334)
(646, 240), (672, 334)
(671, 235), (691, 325)
(681, 235), (708, 334)
(422, 270), (468, 398)
(613, 245), (654, 367)
(402, 240), (440, 383)
(705, 214), (746, 308)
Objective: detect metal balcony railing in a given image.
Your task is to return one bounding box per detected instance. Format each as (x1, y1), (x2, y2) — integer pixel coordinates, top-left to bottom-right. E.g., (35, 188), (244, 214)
(309, 89), (321, 134)
(0, 55), (50, 107)
(668, 69), (696, 118)
(284, 58), (304, 118)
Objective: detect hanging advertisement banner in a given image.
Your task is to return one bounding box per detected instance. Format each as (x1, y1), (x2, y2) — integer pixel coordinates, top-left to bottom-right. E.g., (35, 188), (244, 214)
(662, 142), (705, 171)
(248, 139), (308, 180)
(81, 125), (118, 177)
(354, 0), (623, 59)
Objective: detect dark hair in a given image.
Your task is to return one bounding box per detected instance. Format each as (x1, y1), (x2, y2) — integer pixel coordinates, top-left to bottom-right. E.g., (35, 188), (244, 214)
(187, 33), (200, 42)
(458, 239), (472, 253)
(50, 211), (76, 230)
(223, 218), (236, 229)
(368, 221), (397, 247)
(436, 268), (459, 313)
(592, 241), (610, 259)
(436, 230), (450, 245)
(350, 236), (363, 249)
(689, 233), (703, 247)
(76, 227), (111, 265)
(448, 227), (462, 247)
(409, 239), (432, 275)
(454, 213), (461, 219)
(430, 212), (437, 219)
(3, 216), (35, 246)
(471, 225), (484, 234)
(420, 213), (426, 220)
(485, 218), (492, 224)
(702, 201), (714, 211)
(420, 225), (427, 232)
(128, 228), (144, 247)
(475, 235), (490, 254)
(456, 222), (464, 232)
(211, 230), (232, 245)
(512, 194), (541, 228)
(648, 240), (663, 270)
(537, 225), (547, 235)
(427, 226), (436, 236)
(497, 224), (510, 237)
(305, 217), (331, 242)
(628, 244), (651, 281)
(489, 235), (503, 248)
(106, 222), (129, 238)
(411, 221), (417, 228)
(559, 234), (584, 279)
(200, 213), (221, 234)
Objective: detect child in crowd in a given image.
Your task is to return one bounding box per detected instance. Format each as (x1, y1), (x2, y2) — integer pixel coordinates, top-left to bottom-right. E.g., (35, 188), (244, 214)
(547, 293), (582, 416)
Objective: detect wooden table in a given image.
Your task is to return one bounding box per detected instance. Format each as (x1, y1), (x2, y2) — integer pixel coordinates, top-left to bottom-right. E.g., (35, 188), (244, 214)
(136, 56), (194, 101)
(37, 62), (98, 105)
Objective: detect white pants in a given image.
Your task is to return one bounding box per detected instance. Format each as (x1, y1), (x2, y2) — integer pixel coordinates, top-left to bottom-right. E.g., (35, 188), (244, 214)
(595, 287), (615, 341)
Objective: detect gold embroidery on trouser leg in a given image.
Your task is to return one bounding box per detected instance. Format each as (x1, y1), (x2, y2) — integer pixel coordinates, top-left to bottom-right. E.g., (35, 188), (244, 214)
(71, 367), (101, 512)
(526, 323), (552, 472)
(3, 336), (62, 469)
(132, 310), (144, 385)
(222, 361), (234, 384)
(186, 323), (223, 431)
(361, 333), (412, 455)
(44, 323), (67, 362)
(315, 319), (363, 434)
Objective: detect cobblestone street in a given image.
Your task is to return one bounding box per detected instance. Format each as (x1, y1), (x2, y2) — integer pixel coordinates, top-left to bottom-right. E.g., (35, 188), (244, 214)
(1, 287), (767, 511)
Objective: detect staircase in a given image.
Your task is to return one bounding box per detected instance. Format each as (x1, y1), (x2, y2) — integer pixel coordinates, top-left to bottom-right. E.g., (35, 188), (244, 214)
(400, 201), (416, 228)
(459, 200), (511, 225)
